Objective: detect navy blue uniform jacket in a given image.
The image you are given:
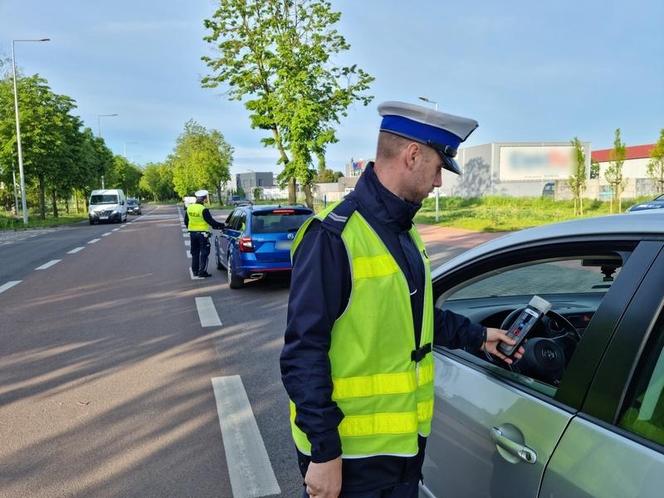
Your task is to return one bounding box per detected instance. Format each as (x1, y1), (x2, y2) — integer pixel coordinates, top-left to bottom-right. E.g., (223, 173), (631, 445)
(280, 163), (485, 493)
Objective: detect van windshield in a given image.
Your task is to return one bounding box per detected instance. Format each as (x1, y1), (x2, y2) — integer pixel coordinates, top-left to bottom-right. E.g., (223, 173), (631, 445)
(90, 195), (118, 205)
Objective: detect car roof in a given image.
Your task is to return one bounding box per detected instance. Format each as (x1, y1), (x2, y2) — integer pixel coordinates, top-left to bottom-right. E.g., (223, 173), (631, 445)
(432, 212), (664, 277)
(239, 204), (313, 213)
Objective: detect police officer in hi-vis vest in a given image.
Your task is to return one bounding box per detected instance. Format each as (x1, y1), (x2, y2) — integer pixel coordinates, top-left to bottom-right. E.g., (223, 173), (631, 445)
(281, 102), (524, 498)
(185, 190), (225, 278)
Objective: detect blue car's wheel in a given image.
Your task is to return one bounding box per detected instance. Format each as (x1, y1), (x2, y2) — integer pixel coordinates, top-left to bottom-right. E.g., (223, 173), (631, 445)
(227, 252), (244, 289)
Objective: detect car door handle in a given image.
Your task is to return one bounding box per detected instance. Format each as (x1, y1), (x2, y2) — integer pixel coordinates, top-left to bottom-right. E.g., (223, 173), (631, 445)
(490, 427), (537, 464)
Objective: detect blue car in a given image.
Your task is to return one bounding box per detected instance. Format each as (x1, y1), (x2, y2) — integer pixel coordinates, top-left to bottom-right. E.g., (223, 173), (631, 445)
(628, 193), (664, 212)
(214, 204), (314, 288)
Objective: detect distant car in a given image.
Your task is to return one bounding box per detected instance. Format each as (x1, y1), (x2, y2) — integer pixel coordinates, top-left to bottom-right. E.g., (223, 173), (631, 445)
(88, 189), (127, 224)
(214, 205), (314, 289)
(627, 193), (664, 212)
(420, 211), (664, 498)
(229, 195), (249, 207)
(126, 198), (141, 215)
(542, 181), (555, 199)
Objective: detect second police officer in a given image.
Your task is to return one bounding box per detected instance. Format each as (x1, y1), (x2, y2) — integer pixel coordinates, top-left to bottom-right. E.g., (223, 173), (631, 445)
(185, 189), (225, 278)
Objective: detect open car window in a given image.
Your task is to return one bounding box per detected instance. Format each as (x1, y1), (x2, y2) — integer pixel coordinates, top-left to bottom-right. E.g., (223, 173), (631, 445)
(436, 250), (630, 398)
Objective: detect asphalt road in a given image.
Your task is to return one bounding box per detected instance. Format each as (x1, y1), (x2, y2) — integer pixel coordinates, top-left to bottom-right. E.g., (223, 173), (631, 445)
(0, 204), (492, 498)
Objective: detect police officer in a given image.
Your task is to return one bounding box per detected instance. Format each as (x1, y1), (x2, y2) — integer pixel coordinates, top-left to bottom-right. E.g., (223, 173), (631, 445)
(280, 101), (523, 498)
(185, 190), (225, 278)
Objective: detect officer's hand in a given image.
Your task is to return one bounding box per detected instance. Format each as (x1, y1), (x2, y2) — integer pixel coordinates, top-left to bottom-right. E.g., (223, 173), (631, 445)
(304, 457), (341, 498)
(483, 328), (525, 364)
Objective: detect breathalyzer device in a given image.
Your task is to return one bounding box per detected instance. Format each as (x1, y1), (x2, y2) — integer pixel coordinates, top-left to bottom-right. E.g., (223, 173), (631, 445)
(498, 295), (552, 357)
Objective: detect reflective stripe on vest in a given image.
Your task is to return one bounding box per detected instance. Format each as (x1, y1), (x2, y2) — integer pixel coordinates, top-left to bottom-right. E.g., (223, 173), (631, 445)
(187, 203), (209, 232)
(289, 204), (435, 458)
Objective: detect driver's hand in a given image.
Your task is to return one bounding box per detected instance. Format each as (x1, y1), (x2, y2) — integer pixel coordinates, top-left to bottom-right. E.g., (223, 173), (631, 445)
(483, 328), (525, 364)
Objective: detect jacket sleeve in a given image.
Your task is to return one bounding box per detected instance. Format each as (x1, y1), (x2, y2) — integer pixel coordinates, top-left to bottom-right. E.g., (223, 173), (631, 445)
(184, 211), (189, 228)
(202, 208), (225, 230)
(280, 221), (351, 463)
(433, 307), (486, 352)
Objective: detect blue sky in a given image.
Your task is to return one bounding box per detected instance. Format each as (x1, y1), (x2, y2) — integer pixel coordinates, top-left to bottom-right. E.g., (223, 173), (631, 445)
(1, 0), (662, 176)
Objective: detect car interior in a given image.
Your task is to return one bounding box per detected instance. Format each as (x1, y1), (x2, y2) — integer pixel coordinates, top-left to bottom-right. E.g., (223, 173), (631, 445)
(436, 251), (628, 393)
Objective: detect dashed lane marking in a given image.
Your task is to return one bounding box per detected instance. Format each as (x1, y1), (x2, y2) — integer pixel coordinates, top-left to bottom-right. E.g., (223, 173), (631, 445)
(88, 238), (100, 244)
(0, 281), (21, 295)
(211, 376), (281, 498)
(112, 228), (120, 232)
(102, 232), (112, 237)
(186, 251), (191, 259)
(184, 240), (190, 246)
(67, 247), (85, 254)
(35, 259), (61, 270)
(189, 268), (202, 280)
(195, 296), (222, 327)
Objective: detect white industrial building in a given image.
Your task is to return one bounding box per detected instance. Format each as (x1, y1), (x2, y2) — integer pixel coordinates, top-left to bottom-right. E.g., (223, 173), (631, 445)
(337, 142), (657, 200)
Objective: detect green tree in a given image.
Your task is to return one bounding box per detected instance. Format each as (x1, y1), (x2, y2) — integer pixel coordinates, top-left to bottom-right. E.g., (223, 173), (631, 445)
(604, 128), (627, 213)
(647, 129), (664, 194)
(567, 138), (587, 216)
(110, 155), (143, 197)
(139, 162), (175, 201)
(590, 159), (600, 179)
(170, 120), (233, 198)
(202, 0), (373, 207)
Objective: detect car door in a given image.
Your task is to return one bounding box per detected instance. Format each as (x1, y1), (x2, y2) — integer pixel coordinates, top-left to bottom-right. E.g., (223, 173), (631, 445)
(218, 209), (238, 258)
(421, 239), (660, 498)
(539, 243), (664, 498)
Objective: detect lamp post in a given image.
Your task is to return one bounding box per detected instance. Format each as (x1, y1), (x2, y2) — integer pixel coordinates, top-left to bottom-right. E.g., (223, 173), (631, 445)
(12, 37), (50, 225)
(418, 96), (438, 111)
(418, 96), (441, 221)
(97, 113), (118, 188)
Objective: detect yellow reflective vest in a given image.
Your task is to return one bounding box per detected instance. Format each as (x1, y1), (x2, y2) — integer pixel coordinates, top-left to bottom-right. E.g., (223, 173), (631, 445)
(289, 203), (435, 458)
(187, 203), (209, 232)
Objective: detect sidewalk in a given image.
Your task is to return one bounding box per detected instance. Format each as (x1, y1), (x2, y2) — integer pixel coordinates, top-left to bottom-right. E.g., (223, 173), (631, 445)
(416, 224), (507, 267)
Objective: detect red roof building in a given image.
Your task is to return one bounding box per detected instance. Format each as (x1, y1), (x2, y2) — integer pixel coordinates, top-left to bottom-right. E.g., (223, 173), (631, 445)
(591, 144), (655, 163)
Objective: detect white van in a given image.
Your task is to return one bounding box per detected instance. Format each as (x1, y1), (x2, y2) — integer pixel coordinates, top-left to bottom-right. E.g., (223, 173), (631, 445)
(88, 189), (128, 224)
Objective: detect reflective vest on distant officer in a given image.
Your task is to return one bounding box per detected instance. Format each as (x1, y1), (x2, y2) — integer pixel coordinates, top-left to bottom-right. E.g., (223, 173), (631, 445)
(288, 201), (435, 458)
(187, 203), (210, 232)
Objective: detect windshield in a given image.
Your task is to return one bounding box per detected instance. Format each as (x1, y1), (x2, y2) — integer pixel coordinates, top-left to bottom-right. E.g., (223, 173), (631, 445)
(127, 200), (138, 206)
(90, 195), (118, 205)
(251, 210), (312, 234)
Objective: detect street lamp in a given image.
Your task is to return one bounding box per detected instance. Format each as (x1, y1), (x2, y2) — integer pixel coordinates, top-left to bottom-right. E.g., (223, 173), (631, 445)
(418, 96), (441, 221)
(418, 96), (438, 111)
(12, 37), (50, 225)
(97, 113), (118, 188)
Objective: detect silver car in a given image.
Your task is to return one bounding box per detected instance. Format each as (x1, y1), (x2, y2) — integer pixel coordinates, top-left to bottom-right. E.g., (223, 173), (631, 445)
(422, 212), (664, 498)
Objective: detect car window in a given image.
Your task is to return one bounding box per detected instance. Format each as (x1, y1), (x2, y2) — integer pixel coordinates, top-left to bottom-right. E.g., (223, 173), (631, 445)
(227, 210), (241, 229)
(90, 195), (118, 204)
(251, 208), (312, 234)
(437, 251), (629, 398)
(618, 310), (664, 446)
(238, 212), (247, 231)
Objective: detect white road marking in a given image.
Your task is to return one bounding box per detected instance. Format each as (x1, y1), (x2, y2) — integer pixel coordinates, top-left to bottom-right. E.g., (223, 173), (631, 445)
(121, 224), (126, 228)
(184, 240), (190, 246)
(211, 376), (281, 498)
(0, 281), (21, 294)
(67, 247), (85, 254)
(102, 232), (112, 237)
(35, 259), (61, 270)
(183, 233), (189, 238)
(88, 238), (100, 244)
(195, 297), (222, 327)
(186, 251), (191, 259)
(189, 268), (202, 280)
(112, 228), (119, 232)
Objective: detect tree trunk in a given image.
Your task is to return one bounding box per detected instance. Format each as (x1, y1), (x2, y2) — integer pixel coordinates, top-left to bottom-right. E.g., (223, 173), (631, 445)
(288, 177), (297, 205)
(217, 184), (223, 206)
(51, 189), (58, 218)
(303, 184), (314, 209)
(65, 196), (70, 214)
(38, 175), (46, 220)
(75, 191), (80, 213)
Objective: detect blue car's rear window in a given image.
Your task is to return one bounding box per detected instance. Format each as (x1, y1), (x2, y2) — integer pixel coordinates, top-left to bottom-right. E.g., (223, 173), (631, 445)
(251, 209), (312, 234)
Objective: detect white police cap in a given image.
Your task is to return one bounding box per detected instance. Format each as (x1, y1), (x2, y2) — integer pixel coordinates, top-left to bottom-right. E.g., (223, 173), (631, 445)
(378, 101), (479, 175)
(195, 189), (209, 198)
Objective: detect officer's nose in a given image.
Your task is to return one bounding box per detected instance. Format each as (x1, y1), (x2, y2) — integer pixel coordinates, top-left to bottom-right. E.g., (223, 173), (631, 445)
(433, 167), (443, 188)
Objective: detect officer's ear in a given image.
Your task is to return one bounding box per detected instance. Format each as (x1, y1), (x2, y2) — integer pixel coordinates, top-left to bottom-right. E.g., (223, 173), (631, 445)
(404, 142), (421, 171)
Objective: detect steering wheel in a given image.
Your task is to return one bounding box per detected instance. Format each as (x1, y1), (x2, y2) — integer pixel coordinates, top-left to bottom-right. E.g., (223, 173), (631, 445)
(498, 307), (581, 385)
